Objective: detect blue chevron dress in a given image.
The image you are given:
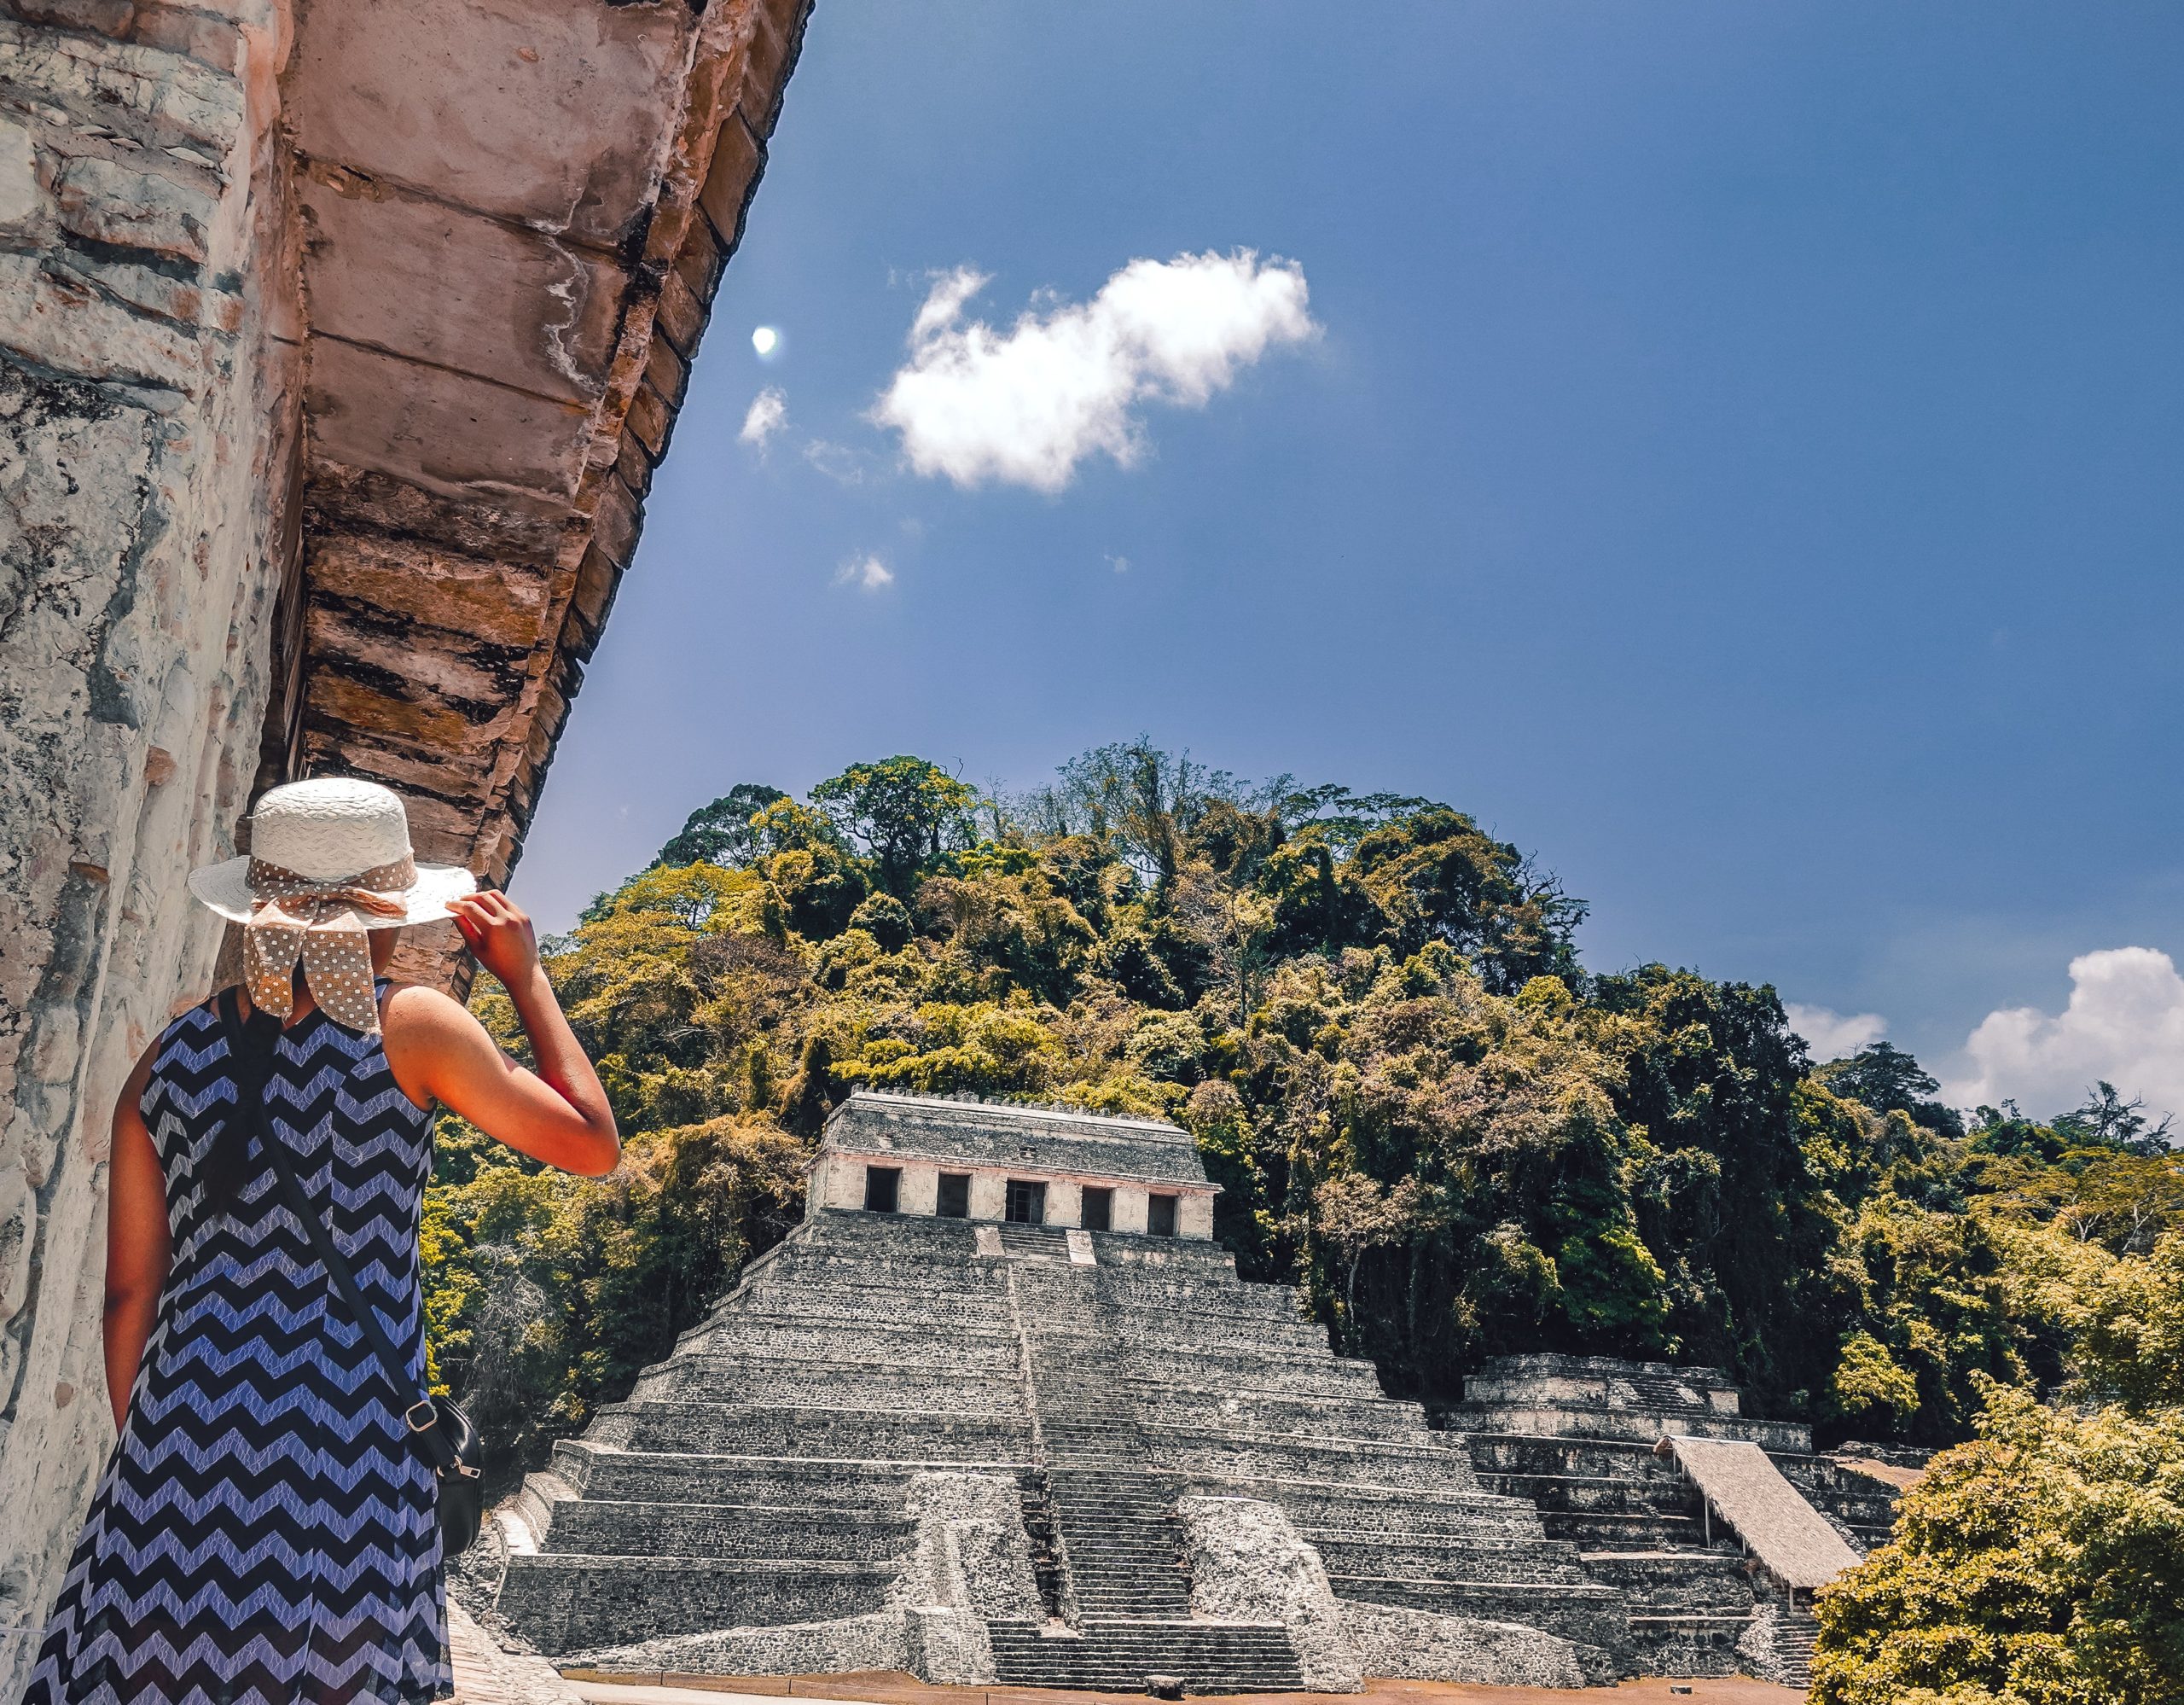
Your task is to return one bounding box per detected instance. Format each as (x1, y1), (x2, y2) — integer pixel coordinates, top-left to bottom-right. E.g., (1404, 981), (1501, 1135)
(23, 987), (451, 1705)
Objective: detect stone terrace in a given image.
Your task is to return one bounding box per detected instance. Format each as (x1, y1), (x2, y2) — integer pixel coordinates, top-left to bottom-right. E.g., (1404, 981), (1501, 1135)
(489, 1098), (1626, 1692)
(1450, 1356), (1903, 1689)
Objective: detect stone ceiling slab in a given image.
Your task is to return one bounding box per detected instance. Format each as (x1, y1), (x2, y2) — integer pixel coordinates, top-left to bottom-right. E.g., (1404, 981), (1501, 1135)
(297, 171), (628, 404)
(305, 534), (556, 651)
(286, 0), (695, 250)
(305, 336), (593, 505)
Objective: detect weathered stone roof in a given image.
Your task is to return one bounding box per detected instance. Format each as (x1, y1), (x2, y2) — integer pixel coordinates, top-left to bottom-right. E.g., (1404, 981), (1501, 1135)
(822, 1091), (1214, 1188)
(272, 0), (810, 977)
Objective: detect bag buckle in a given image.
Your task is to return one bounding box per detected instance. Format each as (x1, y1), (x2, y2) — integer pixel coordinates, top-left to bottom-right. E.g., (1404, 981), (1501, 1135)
(404, 1399), (438, 1434)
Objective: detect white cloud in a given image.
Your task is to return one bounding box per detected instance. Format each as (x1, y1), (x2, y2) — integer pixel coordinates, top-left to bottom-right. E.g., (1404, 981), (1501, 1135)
(1785, 1003), (1888, 1062)
(1943, 946), (2184, 1124)
(870, 249), (1318, 492)
(803, 439), (867, 485)
(836, 553), (893, 591)
(739, 386), (787, 448)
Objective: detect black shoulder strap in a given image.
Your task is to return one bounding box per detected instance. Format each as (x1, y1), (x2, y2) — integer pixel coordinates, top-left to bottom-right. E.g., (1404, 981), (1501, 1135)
(215, 990), (456, 1472)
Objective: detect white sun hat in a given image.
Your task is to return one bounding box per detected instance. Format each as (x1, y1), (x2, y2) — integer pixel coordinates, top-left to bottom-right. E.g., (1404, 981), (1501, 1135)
(188, 777), (477, 926)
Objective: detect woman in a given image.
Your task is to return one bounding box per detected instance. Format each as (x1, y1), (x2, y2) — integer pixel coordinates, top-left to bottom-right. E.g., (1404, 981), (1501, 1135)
(23, 777), (619, 1705)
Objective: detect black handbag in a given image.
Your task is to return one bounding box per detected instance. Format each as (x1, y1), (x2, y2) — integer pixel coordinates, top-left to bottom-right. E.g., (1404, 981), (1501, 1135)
(217, 991), (488, 1556)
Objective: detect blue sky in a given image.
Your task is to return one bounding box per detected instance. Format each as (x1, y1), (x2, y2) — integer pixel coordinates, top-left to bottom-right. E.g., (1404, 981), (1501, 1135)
(515, 2), (2184, 1120)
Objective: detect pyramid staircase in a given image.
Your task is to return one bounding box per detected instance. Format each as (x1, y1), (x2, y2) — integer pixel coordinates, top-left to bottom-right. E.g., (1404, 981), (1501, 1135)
(988, 1247), (1303, 1690)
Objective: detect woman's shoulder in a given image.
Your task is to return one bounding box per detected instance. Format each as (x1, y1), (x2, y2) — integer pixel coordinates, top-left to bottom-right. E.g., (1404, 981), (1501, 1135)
(377, 981), (483, 1109)
(380, 980), (470, 1027)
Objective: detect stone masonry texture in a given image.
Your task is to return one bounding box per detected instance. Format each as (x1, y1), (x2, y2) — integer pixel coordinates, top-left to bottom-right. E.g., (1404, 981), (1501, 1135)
(0, 3), (810, 1690)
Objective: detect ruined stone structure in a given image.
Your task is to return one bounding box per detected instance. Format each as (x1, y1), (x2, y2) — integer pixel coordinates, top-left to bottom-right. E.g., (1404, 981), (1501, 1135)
(486, 1093), (1633, 1691)
(0, 3), (808, 1685)
(491, 1095), (1907, 1692)
(1452, 1354), (1901, 1688)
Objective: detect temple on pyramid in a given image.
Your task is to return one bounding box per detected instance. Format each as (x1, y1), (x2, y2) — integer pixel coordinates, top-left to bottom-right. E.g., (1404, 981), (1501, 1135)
(479, 1091), (1901, 1691)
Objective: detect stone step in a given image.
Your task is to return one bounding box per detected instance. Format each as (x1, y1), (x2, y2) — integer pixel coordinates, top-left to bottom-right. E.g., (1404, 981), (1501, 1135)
(592, 1400), (1031, 1461)
(985, 1619), (1303, 1692)
(1465, 1433), (1701, 1478)
(1135, 1393), (1438, 1442)
(1197, 1476), (1545, 1535)
(496, 1555), (893, 1652)
(715, 1294), (1018, 1331)
(1539, 1509), (1712, 1548)
(1121, 1352), (1390, 1399)
(1150, 1428), (1488, 1494)
(548, 1443), (923, 1507)
(1624, 1612), (1753, 1678)
(1578, 1550), (1762, 1612)
(1477, 1468), (1700, 1515)
(530, 1497), (915, 1562)
(1310, 1535), (1594, 1586)
(672, 1319), (1025, 1370)
(1327, 1577), (1629, 1649)
(1447, 1401), (1812, 1452)
(632, 1363), (1025, 1412)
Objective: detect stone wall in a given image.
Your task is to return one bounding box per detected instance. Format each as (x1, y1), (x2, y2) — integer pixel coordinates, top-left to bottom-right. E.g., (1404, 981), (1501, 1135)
(0, 2), (811, 1690)
(0, 8), (300, 1686)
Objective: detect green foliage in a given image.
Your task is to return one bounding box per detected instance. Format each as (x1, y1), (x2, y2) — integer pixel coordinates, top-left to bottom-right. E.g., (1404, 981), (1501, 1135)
(1813, 1226), (2184, 1701)
(1813, 1378), (2184, 1702)
(1818, 1041), (1968, 1138)
(654, 783), (788, 869)
(810, 756), (979, 897)
(2075, 1230), (2184, 1411)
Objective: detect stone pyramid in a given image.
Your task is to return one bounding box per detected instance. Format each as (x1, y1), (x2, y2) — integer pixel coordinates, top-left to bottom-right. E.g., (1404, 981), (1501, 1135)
(483, 1091), (1629, 1690)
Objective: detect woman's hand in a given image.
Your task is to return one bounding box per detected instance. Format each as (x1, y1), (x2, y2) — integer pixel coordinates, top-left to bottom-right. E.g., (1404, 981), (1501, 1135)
(449, 889), (539, 992)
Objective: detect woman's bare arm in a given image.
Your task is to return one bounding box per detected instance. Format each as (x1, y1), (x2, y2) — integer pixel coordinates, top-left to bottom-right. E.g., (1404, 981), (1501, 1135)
(382, 891), (619, 1177)
(105, 1045), (171, 1433)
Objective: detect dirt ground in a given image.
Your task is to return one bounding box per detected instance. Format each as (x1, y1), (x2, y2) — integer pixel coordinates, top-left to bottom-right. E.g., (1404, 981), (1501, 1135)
(561, 1669), (1804, 1705)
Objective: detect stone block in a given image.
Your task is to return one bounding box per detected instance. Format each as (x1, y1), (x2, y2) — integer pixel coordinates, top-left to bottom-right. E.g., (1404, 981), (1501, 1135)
(0, 21), (246, 153)
(1178, 1496), (1361, 1690)
(296, 166), (629, 402)
(285, 0), (696, 249)
(695, 112), (761, 247)
(55, 152), (213, 262)
(0, 115), (44, 235)
(0, 253), (202, 390)
(304, 336), (592, 504)
(13, 0), (138, 36)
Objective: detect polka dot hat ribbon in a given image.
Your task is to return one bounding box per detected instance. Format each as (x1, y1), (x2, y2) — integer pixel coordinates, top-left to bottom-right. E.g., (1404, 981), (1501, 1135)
(242, 855), (415, 1034)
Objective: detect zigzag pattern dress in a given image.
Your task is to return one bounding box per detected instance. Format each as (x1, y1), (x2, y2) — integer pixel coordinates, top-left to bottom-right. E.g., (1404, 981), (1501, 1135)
(23, 986), (450, 1705)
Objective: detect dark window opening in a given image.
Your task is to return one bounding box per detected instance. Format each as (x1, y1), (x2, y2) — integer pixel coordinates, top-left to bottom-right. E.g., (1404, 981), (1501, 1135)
(1080, 1186), (1113, 1232)
(936, 1172), (971, 1218)
(864, 1166), (901, 1213)
(1147, 1193), (1178, 1237)
(1005, 1179), (1047, 1225)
